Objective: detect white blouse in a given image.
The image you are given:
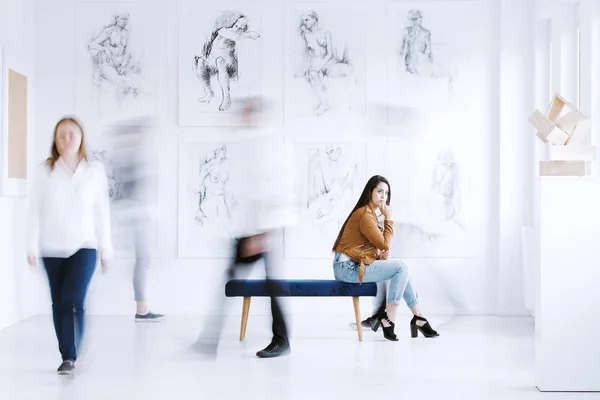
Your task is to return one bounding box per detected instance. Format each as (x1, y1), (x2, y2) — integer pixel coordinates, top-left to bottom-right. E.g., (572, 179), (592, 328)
(27, 158), (113, 259)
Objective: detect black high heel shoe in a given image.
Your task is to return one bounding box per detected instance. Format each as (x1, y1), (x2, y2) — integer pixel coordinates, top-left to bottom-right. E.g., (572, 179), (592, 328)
(372, 311), (398, 341)
(410, 315), (439, 338)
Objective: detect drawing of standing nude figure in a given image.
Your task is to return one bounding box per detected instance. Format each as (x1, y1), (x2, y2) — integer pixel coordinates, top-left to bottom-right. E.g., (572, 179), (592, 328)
(193, 12), (260, 111)
(431, 150), (463, 228)
(399, 9), (451, 82)
(297, 11), (354, 116)
(195, 145), (237, 230)
(399, 9), (432, 75)
(87, 13), (142, 100)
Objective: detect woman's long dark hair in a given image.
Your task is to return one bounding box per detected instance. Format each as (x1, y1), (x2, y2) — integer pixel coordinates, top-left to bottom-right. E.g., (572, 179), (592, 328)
(331, 175), (391, 251)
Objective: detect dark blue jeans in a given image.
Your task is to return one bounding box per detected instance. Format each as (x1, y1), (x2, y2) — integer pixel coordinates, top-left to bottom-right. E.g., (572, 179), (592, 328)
(43, 248), (97, 362)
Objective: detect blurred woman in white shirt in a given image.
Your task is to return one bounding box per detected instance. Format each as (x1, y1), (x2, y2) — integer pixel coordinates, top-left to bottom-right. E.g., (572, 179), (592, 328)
(27, 116), (112, 375)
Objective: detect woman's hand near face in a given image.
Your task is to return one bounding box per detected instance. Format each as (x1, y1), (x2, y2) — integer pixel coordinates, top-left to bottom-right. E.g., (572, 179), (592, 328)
(380, 203), (393, 220)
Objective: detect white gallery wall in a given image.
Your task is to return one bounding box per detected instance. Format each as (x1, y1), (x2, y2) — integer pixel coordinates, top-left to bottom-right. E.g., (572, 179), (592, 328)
(25, 0), (546, 320)
(0, 0), (45, 331)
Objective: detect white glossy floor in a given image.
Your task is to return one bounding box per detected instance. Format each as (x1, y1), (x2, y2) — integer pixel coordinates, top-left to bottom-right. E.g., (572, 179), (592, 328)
(0, 315), (598, 400)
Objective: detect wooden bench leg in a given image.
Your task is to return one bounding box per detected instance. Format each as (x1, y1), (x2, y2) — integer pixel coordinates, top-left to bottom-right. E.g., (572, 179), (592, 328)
(352, 296), (363, 341)
(240, 297), (251, 341)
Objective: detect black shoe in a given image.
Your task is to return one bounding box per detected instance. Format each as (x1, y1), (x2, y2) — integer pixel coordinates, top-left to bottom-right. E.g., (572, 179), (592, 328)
(361, 314), (379, 330)
(57, 360), (74, 375)
(348, 315), (376, 330)
(364, 304), (386, 331)
(256, 341), (290, 358)
(372, 311), (398, 341)
(410, 315), (439, 338)
(135, 311), (165, 322)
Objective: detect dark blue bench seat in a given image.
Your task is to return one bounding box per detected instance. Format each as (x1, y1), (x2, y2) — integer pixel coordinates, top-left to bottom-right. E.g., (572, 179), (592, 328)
(225, 279), (378, 341)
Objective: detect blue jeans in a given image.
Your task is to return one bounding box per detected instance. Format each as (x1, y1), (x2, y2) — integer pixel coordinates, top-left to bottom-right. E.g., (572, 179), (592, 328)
(332, 252), (419, 307)
(43, 248), (97, 362)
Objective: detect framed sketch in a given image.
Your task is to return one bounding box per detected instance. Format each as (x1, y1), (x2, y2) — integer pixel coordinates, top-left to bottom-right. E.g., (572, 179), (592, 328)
(178, 134), (248, 258)
(284, 141), (367, 259)
(178, 4), (264, 126)
(386, 138), (473, 258)
(75, 2), (161, 126)
(385, 1), (479, 121)
(284, 3), (367, 123)
(1, 48), (31, 197)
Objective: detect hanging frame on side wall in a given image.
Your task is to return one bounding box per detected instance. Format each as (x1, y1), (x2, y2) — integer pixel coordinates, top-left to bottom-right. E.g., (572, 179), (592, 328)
(1, 48), (31, 197)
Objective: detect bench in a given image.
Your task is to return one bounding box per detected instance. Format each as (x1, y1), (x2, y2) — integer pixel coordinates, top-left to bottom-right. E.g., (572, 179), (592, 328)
(225, 279), (378, 341)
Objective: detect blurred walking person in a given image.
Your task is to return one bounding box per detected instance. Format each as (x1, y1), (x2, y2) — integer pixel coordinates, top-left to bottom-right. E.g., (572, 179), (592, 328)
(195, 98), (297, 358)
(27, 116), (113, 375)
(106, 118), (164, 322)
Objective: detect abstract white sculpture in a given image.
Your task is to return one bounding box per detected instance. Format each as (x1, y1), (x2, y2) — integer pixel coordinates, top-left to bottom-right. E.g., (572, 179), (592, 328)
(529, 94), (594, 176)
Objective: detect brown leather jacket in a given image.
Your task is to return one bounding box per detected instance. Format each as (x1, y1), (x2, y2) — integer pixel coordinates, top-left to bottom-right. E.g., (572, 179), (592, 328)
(333, 206), (394, 283)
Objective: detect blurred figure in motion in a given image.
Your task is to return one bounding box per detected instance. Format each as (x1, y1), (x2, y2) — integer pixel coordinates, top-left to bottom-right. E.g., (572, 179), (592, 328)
(106, 117), (164, 322)
(27, 116), (113, 375)
(195, 98), (297, 358)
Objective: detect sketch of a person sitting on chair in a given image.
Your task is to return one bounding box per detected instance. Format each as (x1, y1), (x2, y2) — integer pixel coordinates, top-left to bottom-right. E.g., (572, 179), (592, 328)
(193, 12), (260, 111)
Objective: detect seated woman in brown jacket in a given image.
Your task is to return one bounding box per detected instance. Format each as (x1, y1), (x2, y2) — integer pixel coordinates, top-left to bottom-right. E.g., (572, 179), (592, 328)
(332, 175), (439, 340)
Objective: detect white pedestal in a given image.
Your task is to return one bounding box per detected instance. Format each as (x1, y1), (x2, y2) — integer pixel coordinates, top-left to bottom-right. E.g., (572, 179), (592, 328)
(535, 178), (600, 391)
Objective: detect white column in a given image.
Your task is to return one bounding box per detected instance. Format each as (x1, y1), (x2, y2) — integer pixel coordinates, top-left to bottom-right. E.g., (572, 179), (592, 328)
(550, 1), (578, 103)
(588, 0), (600, 172)
(577, 0), (596, 162)
(527, 17), (551, 316)
(534, 19), (551, 169)
(498, 0), (535, 314)
(579, 1), (592, 117)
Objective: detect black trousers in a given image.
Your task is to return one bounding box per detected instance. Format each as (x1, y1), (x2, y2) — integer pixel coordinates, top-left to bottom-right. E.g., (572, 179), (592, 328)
(230, 237), (288, 345)
(200, 235), (289, 346)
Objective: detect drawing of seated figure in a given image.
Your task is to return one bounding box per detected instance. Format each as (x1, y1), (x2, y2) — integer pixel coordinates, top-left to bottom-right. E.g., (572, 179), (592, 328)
(431, 150), (462, 228)
(88, 13), (141, 100)
(297, 11), (354, 116)
(195, 145), (236, 229)
(307, 146), (358, 224)
(193, 12), (260, 111)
